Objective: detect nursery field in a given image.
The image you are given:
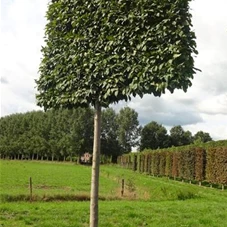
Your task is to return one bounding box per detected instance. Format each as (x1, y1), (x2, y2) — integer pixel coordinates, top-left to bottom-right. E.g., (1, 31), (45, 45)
(0, 160), (227, 227)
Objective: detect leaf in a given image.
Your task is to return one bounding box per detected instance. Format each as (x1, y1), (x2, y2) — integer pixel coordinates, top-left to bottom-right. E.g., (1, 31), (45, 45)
(173, 53), (181, 59)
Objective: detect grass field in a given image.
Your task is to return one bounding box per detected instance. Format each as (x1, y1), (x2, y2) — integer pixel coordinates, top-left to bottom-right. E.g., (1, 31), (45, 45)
(0, 160), (227, 226)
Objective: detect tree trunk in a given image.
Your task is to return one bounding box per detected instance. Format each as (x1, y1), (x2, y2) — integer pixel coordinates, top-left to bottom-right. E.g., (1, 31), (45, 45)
(90, 101), (101, 227)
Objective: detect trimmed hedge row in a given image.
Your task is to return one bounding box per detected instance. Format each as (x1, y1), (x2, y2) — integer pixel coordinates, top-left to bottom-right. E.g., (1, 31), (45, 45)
(117, 140), (227, 186)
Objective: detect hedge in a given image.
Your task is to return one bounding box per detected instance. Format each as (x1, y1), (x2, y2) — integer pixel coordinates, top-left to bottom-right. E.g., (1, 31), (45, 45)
(118, 140), (227, 186)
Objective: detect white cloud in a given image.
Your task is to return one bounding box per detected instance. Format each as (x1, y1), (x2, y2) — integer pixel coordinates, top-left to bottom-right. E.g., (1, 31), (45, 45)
(1, 0), (47, 116)
(198, 94), (227, 115)
(1, 0), (227, 141)
(183, 113), (227, 141)
(191, 0), (227, 61)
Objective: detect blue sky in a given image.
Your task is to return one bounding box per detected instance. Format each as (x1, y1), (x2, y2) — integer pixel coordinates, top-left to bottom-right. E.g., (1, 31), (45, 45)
(1, 0), (227, 140)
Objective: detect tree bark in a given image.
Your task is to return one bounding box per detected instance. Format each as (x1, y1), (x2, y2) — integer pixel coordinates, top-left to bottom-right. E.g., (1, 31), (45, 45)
(90, 101), (101, 227)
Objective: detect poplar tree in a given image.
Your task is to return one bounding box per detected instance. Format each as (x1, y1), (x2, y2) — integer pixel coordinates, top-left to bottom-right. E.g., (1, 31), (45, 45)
(36, 1), (198, 226)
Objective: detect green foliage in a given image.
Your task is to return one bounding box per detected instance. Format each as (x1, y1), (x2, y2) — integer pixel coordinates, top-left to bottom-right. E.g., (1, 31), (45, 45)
(170, 125), (193, 146)
(140, 124), (211, 150)
(101, 108), (121, 161)
(140, 121), (170, 150)
(0, 107), (141, 161)
(193, 131), (212, 143)
(0, 109), (94, 160)
(116, 107), (141, 153)
(36, 0), (198, 109)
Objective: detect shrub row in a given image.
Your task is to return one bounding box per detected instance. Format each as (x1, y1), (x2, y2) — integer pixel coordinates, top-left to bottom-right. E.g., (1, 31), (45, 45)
(117, 141), (227, 186)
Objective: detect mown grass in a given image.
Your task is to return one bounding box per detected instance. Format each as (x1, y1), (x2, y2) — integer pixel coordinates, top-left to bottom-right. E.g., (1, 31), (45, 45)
(0, 160), (227, 226)
(1, 199), (227, 227)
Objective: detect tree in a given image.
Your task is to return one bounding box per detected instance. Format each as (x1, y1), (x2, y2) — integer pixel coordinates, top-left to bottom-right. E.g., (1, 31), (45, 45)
(183, 130), (193, 145)
(170, 125), (192, 146)
(101, 108), (121, 162)
(193, 131), (212, 144)
(0, 109), (94, 161)
(170, 125), (184, 146)
(48, 108), (94, 160)
(140, 121), (170, 150)
(36, 1), (198, 226)
(117, 107), (141, 153)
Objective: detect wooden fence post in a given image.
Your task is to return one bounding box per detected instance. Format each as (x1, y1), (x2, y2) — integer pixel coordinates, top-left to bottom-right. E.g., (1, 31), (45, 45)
(30, 177), (33, 202)
(121, 179), (125, 196)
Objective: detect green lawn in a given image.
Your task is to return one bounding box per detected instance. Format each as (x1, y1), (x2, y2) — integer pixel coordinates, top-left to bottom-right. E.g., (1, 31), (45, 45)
(0, 160), (227, 227)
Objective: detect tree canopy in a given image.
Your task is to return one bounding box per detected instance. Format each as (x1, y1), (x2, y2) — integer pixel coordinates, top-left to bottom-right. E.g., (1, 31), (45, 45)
(140, 121), (170, 150)
(36, 0), (198, 109)
(0, 109), (94, 161)
(170, 125), (192, 146)
(139, 123), (213, 151)
(193, 131), (213, 143)
(117, 107), (141, 153)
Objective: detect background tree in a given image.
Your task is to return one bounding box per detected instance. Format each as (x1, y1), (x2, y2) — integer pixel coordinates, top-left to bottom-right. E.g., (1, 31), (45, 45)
(170, 125), (184, 146)
(76, 108), (94, 155)
(170, 125), (193, 146)
(0, 109), (94, 161)
(193, 131), (212, 144)
(140, 121), (170, 150)
(117, 107), (141, 153)
(183, 130), (193, 145)
(35, 0), (198, 226)
(0, 107), (143, 160)
(101, 108), (121, 162)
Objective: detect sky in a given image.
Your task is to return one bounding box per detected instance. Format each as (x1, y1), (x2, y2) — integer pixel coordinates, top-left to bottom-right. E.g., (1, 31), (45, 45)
(1, 0), (227, 141)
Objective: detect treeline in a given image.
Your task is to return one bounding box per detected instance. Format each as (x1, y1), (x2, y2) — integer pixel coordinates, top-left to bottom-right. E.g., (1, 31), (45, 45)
(0, 107), (140, 162)
(140, 121), (212, 151)
(118, 140), (227, 187)
(0, 107), (213, 162)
